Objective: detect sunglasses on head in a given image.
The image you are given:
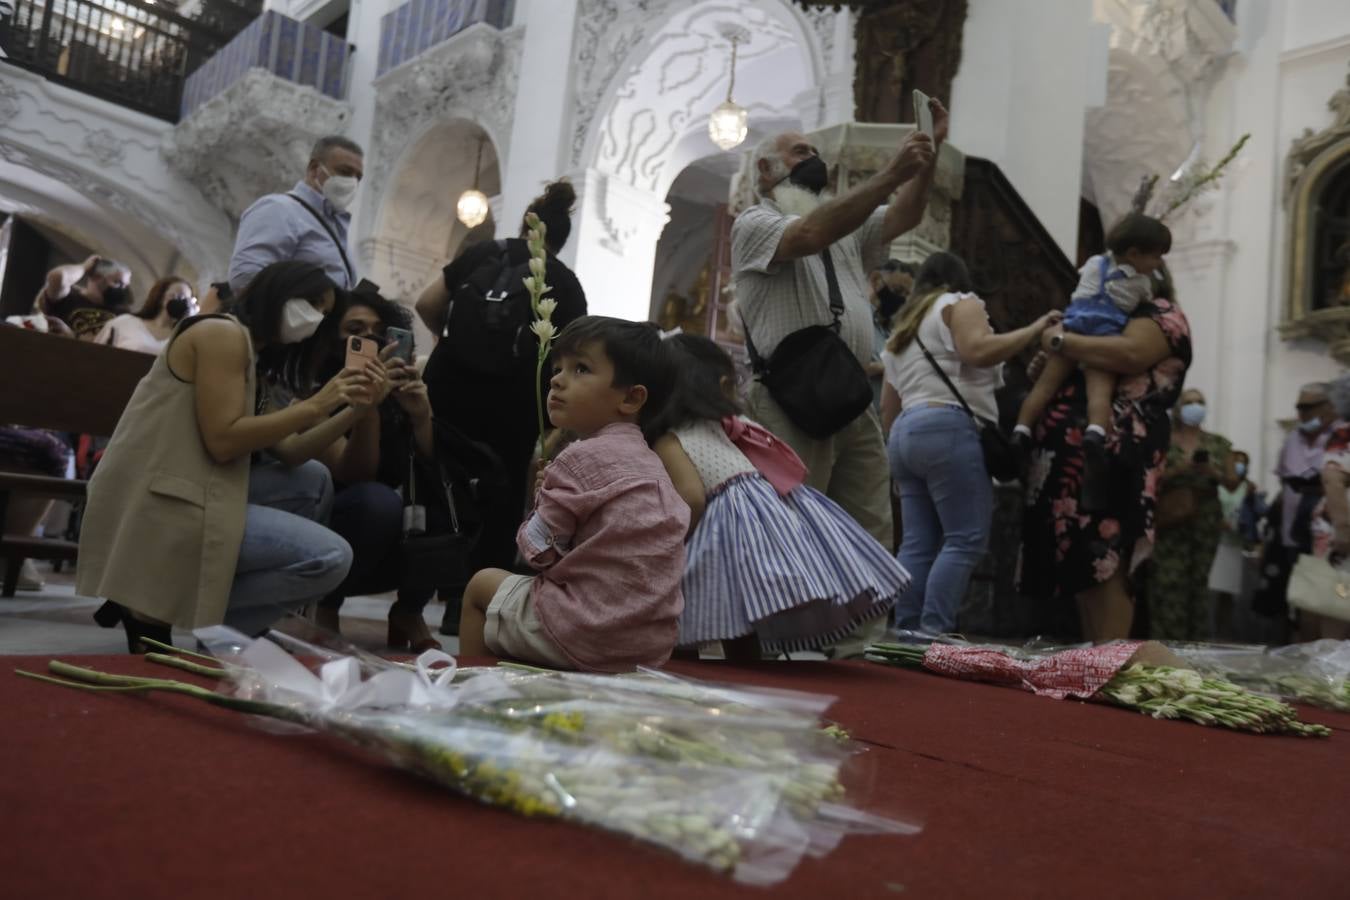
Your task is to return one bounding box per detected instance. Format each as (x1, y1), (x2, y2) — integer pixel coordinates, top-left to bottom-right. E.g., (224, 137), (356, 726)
(1295, 401), (1327, 412)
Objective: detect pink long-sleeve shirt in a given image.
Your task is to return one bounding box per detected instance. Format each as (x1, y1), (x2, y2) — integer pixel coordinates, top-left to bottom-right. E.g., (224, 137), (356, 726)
(518, 422), (689, 672)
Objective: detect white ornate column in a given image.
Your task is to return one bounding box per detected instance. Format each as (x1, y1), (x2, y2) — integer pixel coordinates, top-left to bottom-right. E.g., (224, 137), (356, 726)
(810, 121), (965, 263)
(564, 168), (670, 321)
(1165, 229), (1235, 399)
(792, 6), (854, 132)
(342, 0), (393, 240)
(498, 0), (580, 231)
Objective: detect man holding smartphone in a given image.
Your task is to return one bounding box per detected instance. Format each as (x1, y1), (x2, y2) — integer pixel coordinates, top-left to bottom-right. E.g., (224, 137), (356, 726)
(730, 97), (948, 655)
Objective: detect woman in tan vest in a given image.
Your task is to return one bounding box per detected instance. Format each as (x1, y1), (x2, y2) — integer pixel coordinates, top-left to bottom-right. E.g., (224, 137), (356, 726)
(80, 261), (371, 651)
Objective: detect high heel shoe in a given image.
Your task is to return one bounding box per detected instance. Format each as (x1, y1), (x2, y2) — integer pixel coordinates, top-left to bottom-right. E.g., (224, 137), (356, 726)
(94, 601), (173, 654)
(387, 604), (441, 653)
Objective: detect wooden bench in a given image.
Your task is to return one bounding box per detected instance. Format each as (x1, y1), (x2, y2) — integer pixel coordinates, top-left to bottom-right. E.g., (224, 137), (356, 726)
(0, 325), (153, 596)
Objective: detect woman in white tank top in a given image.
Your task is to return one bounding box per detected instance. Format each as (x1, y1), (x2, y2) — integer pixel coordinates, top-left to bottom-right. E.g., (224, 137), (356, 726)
(878, 252), (1060, 635)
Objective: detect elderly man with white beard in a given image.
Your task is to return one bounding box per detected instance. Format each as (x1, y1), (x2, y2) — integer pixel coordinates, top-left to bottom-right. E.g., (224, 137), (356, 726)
(730, 98), (948, 655)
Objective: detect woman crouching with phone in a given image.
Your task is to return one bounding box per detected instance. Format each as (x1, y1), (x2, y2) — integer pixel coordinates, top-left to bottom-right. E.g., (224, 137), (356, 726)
(312, 282), (459, 651)
(79, 262), (367, 652)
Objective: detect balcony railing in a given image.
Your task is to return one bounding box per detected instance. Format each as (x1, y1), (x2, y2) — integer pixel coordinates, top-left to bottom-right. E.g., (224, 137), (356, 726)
(0, 0), (233, 120)
(179, 10), (351, 118)
(376, 0), (510, 78)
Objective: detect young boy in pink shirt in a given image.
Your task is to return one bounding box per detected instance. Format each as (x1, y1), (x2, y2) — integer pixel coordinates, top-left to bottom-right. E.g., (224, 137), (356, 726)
(458, 316), (690, 671)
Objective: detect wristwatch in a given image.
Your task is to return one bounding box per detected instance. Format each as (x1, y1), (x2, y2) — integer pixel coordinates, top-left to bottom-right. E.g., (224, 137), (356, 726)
(1048, 332), (1065, 352)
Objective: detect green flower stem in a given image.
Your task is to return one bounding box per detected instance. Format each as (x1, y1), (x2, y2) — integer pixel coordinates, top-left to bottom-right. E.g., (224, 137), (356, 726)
(138, 636), (220, 665)
(535, 345), (549, 462)
(145, 652), (227, 679)
(16, 661), (307, 726)
(863, 643), (930, 669)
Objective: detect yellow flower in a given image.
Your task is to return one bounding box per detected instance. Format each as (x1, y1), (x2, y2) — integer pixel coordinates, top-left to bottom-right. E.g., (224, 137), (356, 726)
(537, 298), (558, 319)
(529, 257), (547, 278)
(522, 276), (537, 294)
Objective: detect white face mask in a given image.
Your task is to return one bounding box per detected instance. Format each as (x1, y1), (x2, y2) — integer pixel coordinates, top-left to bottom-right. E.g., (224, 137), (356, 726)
(320, 166), (359, 212)
(278, 298), (326, 344)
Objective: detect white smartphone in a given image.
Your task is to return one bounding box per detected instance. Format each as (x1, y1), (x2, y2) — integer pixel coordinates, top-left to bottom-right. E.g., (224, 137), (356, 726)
(913, 88), (934, 139)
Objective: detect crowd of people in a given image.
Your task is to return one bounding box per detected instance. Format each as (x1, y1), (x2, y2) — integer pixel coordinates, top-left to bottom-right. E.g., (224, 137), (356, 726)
(4, 107), (1348, 668)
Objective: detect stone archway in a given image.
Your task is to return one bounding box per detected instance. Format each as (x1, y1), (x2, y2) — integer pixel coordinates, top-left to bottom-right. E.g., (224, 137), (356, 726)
(0, 72), (233, 291)
(362, 117), (502, 350)
(564, 0), (836, 320)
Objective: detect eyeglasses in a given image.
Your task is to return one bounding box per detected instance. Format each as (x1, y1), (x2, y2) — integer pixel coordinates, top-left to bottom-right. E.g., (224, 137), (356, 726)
(1295, 401), (1327, 412)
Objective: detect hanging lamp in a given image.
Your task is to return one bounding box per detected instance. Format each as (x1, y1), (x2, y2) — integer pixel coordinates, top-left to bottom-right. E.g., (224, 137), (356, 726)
(456, 137), (490, 228)
(708, 30), (749, 151)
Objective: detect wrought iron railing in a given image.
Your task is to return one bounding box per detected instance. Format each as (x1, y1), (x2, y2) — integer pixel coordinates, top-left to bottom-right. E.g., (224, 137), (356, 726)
(0, 0), (232, 120)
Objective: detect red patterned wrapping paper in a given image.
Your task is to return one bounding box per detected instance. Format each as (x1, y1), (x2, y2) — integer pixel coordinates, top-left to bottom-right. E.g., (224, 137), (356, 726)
(921, 642), (1144, 700)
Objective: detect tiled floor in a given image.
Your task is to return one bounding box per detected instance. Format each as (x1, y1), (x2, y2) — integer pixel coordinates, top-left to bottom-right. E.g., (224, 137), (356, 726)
(0, 560), (458, 656)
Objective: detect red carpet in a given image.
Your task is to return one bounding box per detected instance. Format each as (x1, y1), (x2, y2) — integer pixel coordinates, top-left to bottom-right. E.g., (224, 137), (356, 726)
(3, 655), (1348, 899)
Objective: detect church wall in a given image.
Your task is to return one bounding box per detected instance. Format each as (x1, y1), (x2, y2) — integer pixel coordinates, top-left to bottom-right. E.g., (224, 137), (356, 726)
(948, 0), (1111, 260)
(1199, 2), (1349, 489)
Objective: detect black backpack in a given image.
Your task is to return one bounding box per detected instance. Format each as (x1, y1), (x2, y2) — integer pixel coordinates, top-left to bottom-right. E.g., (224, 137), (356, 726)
(441, 240), (538, 377)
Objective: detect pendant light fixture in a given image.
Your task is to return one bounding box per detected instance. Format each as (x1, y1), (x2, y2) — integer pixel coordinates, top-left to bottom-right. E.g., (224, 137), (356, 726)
(456, 137), (490, 228)
(708, 27), (749, 151)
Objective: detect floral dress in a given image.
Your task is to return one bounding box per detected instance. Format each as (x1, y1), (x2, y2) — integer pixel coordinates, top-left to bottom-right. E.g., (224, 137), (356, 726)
(1147, 430), (1232, 640)
(1018, 299), (1192, 608)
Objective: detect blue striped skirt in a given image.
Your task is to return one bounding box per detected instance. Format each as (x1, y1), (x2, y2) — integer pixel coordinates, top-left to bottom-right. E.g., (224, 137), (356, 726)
(679, 473), (910, 652)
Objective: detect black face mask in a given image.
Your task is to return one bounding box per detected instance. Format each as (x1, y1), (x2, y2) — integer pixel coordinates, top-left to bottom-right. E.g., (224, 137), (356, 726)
(876, 286), (907, 318)
(786, 156), (829, 194)
(165, 297), (191, 320)
(101, 285), (130, 309)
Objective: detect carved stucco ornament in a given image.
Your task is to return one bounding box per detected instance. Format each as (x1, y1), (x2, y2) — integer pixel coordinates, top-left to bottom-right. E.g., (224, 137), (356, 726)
(365, 24), (522, 213)
(162, 69), (353, 223)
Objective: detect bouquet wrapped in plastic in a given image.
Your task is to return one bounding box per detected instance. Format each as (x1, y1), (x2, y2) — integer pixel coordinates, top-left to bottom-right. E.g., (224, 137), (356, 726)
(865, 636), (1331, 737)
(19, 628), (915, 885)
(1167, 639), (1350, 713)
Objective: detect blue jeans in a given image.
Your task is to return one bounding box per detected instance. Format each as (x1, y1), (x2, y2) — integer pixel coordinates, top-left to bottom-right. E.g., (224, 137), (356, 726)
(887, 405), (992, 635)
(226, 460), (352, 635)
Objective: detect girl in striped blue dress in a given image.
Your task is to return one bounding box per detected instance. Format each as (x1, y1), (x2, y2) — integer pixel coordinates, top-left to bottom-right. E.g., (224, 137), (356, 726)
(648, 335), (910, 659)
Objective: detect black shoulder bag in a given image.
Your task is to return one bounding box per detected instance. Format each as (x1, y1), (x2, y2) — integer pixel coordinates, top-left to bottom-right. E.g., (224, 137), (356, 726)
(286, 193), (356, 287)
(913, 334), (1020, 482)
(399, 445), (472, 597)
(742, 247), (873, 439)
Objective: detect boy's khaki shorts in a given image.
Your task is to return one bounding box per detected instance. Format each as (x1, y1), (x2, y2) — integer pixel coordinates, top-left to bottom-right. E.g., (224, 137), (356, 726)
(484, 574), (572, 669)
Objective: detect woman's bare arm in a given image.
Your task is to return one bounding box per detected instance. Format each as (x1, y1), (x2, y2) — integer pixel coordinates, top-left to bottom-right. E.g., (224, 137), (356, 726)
(946, 297), (1059, 368)
(182, 321), (354, 464)
(1045, 315), (1171, 376)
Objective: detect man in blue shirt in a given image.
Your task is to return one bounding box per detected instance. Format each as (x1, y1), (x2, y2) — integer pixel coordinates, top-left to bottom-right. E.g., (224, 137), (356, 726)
(227, 135), (364, 295)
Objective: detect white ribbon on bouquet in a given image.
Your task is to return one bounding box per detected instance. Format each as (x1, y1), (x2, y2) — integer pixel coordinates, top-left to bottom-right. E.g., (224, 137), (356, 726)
(194, 626), (459, 711)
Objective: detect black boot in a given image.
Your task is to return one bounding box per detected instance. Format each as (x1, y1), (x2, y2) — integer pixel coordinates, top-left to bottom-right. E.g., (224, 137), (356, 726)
(1011, 429), (1033, 471)
(94, 601), (173, 654)
(439, 593), (463, 636)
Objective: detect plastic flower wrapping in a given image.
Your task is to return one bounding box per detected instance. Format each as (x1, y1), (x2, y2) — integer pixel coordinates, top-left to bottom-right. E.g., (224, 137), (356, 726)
(29, 627), (916, 885)
(865, 635), (1334, 737)
(1164, 639), (1350, 713)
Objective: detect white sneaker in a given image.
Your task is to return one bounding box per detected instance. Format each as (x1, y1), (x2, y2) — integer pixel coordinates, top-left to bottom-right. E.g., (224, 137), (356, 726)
(1, 559), (45, 592)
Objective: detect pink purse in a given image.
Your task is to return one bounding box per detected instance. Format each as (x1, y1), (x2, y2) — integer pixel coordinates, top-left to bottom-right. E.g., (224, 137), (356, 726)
(721, 416), (808, 496)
